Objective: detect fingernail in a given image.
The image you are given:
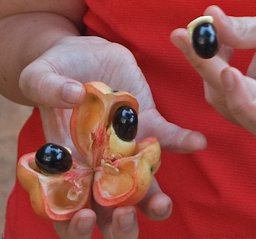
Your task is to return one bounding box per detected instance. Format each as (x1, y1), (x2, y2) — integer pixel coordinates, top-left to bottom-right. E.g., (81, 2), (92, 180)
(118, 209), (135, 230)
(62, 81), (84, 104)
(77, 216), (94, 235)
(222, 70), (235, 92)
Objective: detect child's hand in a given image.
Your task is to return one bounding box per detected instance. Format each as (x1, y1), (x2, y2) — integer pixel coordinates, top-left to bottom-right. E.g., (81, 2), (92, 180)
(171, 5), (256, 135)
(19, 36), (206, 238)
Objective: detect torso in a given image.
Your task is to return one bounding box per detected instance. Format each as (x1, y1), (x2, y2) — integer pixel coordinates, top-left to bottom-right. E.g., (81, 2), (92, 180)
(5, 1), (256, 238)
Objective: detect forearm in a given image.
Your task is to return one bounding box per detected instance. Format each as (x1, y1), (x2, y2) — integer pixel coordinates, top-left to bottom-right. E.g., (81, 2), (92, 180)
(0, 13), (81, 105)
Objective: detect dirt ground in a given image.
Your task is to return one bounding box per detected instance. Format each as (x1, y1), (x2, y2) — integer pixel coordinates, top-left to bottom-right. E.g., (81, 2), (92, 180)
(0, 95), (32, 235)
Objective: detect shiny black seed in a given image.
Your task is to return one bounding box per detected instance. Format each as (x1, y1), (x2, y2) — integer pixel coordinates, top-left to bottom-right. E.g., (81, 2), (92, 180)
(35, 143), (72, 174)
(192, 22), (218, 59)
(112, 106), (138, 141)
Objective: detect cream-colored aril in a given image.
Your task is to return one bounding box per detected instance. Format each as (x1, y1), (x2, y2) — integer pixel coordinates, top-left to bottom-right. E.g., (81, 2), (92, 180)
(107, 124), (136, 158)
(187, 15), (214, 38)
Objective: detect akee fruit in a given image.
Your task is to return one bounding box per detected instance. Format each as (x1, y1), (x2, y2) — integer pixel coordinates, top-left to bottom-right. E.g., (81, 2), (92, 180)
(17, 81), (161, 220)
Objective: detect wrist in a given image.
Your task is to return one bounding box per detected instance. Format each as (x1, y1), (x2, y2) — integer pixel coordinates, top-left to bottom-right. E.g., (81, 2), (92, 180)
(0, 12), (81, 104)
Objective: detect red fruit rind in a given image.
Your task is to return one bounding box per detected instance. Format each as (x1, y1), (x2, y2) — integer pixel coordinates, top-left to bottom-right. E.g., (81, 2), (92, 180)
(17, 153), (93, 221)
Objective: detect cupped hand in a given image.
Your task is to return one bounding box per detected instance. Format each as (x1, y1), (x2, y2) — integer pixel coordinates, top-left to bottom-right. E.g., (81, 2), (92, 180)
(171, 5), (256, 135)
(19, 36), (205, 238)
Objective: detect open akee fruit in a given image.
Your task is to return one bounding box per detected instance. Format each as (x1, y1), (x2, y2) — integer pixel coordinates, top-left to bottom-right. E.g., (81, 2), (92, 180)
(17, 81), (161, 221)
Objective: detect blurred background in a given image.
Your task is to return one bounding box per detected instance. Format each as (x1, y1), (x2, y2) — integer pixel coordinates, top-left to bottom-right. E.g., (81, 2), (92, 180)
(0, 95), (32, 234)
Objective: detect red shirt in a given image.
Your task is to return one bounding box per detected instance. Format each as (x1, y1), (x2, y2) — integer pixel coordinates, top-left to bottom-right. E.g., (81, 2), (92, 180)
(5, 1), (256, 238)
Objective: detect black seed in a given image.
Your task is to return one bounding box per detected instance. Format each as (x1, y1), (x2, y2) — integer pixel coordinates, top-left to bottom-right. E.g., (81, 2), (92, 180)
(35, 143), (72, 174)
(192, 22), (218, 59)
(112, 106), (138, 141)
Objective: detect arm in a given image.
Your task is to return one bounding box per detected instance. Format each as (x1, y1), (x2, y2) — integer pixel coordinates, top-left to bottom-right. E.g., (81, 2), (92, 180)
(0, 0), (86, 23)
(0, 0), (86, 104)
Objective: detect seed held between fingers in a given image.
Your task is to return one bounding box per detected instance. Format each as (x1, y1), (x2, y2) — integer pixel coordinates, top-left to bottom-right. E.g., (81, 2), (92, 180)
(187, 16), (219, 59)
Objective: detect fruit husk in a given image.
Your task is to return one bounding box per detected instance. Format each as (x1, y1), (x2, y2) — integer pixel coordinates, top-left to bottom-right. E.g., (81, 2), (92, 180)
(17, 153), (93, 221)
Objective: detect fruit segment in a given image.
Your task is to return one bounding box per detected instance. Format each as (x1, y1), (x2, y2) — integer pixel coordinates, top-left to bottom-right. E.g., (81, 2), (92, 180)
(17, 153), (93, 220)
(70, 81), (139, 168)
(93, 137), (160, 207)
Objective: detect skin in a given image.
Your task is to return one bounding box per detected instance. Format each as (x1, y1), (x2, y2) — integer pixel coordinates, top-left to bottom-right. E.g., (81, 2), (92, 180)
(0, 1), (204, 238)
(171, 5), (256, 135)
(0, 1), (255, 239)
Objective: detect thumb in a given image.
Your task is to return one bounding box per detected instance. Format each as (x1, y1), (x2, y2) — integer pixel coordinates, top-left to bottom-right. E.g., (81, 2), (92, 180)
(19, 61), (85, 108)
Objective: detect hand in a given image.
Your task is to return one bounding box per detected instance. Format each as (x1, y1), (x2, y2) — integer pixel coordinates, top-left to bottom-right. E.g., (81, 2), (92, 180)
(19, 36), (206, 238)
(171, 5), (256, 135)
(53, 206), (137, 239)
(20, 36), (206, 152)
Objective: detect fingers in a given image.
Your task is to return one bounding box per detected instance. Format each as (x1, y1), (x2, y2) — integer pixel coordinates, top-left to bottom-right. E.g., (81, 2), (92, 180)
(98, 179), (171, 238)
(111, 207), (139, 239)
(54, 209), (96, 239)
(170, 28), (229, 91)
(171, 6), (256, 135)
(19, 60), (86, 108)
(221, 67), (256, 134)
(171, 5), (256, 89)
(94, 205), (139, 239)
(54, 182), (170, 239)
(138, 108), (207, 153)
(205, 5), (256, 49)
(138, 178), (172, 221)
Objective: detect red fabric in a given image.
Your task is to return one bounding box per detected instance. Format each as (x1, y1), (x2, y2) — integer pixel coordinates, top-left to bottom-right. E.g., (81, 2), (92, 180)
(4, 1), (256, 238)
